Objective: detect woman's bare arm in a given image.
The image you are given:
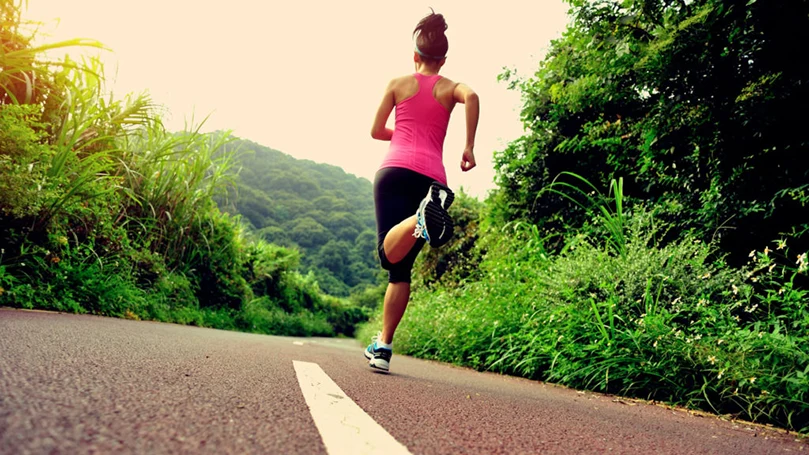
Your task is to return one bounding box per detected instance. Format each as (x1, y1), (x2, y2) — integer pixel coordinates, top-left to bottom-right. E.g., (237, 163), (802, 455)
(453, 83), (479, 171)
(371, 80), (396, 141)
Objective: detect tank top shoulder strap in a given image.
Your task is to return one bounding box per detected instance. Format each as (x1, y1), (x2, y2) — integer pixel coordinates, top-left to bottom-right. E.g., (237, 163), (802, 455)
(413, 73), (442, 97)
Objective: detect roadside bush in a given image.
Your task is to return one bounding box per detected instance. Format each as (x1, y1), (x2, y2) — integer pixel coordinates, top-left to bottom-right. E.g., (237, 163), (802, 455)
(0, 2), (370, 339)
(414, 189), (485, 288)
(239, 297), (333, 337)
(0, 238), (149, 317)
(319, 293), (370, 337)
(348, 283), (386, 310)
(359, 205), (809, 432)
(0, 105), (60, 220)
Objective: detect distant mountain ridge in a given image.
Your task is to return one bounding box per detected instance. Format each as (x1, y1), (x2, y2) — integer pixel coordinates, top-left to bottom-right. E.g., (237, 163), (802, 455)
(217, 137), (382, 296)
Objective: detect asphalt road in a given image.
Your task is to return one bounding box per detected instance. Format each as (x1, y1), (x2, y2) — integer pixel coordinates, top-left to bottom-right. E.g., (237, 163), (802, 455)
(0, 308), (805, 454)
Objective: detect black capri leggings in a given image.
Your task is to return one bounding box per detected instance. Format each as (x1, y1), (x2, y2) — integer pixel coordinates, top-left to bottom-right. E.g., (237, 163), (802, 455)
(374, 167), (436, 283)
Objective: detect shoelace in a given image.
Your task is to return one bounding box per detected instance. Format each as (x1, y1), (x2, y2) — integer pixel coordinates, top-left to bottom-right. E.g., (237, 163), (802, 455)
(369, 331), (382, 350)
(412, 223), (426, 239)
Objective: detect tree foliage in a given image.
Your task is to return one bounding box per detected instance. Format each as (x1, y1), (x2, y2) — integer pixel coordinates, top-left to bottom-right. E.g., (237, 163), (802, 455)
(0, 0), (369, 336)
(216, 138), (382, 296)
(492, 0), (809, 263)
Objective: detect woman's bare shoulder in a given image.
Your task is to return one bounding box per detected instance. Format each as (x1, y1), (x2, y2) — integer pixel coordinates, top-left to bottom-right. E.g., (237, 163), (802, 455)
(388, 74), (417, 87)
(386, 75), (418, 103)
(437, 75), (460, 92)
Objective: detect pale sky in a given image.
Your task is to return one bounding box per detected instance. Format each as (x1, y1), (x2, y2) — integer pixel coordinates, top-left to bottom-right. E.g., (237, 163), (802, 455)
(26, 1), (570, 199)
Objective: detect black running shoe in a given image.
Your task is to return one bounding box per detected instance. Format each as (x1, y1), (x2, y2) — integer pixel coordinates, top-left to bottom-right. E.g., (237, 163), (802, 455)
(413, 182), (455, 247)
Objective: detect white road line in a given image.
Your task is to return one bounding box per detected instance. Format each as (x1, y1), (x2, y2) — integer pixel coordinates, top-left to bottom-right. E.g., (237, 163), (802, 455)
(293, 360), (412, 455)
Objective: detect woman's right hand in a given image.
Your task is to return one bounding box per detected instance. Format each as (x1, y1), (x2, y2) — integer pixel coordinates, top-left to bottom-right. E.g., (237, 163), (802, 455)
(461, 147), (476, 172)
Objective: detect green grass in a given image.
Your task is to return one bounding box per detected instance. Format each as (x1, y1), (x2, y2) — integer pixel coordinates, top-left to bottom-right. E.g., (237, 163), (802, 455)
(358, 202), (809, 433)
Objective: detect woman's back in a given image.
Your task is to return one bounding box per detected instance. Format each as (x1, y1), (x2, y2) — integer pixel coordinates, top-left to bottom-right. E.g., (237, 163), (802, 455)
(389, 73), (458, 111)
(381, 73), (458, 184)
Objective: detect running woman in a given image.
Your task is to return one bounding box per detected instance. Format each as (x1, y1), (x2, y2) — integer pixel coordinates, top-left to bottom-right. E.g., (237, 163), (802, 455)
(364, 10), (480, 372)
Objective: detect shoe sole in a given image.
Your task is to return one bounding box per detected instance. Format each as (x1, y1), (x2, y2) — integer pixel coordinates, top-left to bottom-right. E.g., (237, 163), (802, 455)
(423, 205), (453, 247)
(423, 183), (455, 248)
(369, 358), (390, 371)
(364, 347), (390, 372)
(429, 182), (455, 210)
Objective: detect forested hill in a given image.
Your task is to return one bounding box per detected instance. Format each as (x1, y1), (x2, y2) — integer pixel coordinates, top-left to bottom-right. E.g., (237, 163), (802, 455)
(217, 138), (382, 296)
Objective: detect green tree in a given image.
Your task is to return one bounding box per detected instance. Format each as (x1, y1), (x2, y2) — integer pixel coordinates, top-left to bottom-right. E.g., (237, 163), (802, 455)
(288, 217), (331, 249)
(354, 229), (378, 268)
(493, 0), (809, 263)
(315, 240), (353, 283)
(215, 138), (378, 294)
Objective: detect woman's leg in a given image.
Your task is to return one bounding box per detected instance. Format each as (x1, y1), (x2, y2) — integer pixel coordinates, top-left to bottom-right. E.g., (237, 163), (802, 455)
(372, 168), (434, 347)
(379, 281), (410, 344)
(381, 215), (418, 265)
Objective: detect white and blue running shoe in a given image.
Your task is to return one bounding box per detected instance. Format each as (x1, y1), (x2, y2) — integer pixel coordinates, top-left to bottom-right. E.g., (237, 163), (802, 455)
(364, 332), (392, 372)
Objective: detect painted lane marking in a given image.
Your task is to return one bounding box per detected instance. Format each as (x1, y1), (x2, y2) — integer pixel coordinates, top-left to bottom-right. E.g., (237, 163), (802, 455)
(293, 361), (412, 455)
(293, 341), (305, 346)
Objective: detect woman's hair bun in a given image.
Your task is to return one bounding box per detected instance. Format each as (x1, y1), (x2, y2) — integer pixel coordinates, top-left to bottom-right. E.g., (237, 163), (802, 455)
(413, 8), (447, 37)
(413, 8), (449, 60)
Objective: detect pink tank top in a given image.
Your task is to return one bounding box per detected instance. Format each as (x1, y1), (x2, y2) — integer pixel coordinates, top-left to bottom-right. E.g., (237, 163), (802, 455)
(379, 73), (451, 185)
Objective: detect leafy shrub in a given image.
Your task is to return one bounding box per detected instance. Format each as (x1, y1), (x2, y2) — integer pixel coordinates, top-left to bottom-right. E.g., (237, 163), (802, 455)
(1, 239), (148, 317)
(319, 294), (370, 337)
(0, 3), (369, 339)
(414, 189), (485, 288)
(491, 0), (809, 266)
(239, 297), (333, 337)
(359, 204), (809, 432)
(348, 283), (386, 310)
(0, 104), (60, 220)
